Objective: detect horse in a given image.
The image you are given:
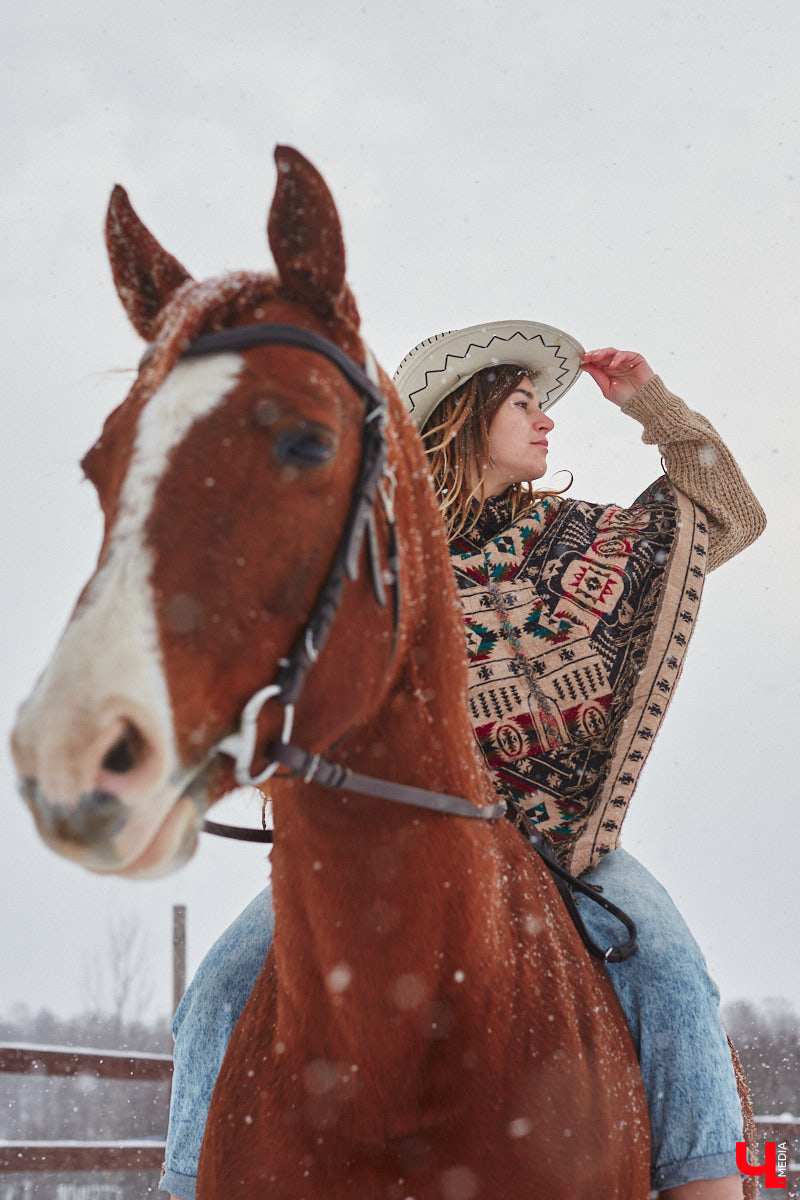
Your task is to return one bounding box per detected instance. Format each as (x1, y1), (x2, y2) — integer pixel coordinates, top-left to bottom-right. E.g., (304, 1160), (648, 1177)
(11, 146), (653, 1198)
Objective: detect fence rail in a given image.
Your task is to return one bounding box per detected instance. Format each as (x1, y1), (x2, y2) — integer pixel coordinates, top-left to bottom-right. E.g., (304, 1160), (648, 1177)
(0, 1140), (165, 1173)
(0, 1043), (172, 1084)
(0, 1042), (171, 1174)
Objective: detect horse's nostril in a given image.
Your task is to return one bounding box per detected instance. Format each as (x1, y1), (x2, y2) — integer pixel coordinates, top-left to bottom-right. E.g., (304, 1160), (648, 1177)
(101, 722), (145, 774)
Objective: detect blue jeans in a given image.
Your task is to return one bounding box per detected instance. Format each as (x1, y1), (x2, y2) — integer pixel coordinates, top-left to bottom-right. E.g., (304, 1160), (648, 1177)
(159, 848), (742, 1197)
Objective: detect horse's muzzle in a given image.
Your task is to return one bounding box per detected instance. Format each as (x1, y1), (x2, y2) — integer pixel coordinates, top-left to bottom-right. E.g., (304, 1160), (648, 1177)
(19, 776), (129, 860)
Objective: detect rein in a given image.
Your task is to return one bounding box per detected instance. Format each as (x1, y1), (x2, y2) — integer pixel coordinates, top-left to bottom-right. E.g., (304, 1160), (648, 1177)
(179, 321), (636, 963)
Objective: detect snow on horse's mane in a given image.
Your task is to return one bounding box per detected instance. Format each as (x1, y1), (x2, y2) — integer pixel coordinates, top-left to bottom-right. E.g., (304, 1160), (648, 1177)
(135, 271), (279, 392)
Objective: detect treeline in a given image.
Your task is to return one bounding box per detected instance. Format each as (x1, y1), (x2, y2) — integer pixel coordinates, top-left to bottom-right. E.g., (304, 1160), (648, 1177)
(0, 1005), (172, 1143)
(722, 998), (800, 1115)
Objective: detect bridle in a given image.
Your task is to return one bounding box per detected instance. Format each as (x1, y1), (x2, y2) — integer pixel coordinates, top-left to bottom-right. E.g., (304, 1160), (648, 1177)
(179, 322), (506, 823)
(176, 321), (637, 963)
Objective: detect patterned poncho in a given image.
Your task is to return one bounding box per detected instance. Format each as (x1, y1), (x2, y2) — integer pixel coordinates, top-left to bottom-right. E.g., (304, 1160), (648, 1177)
(449, 478), (709, 876)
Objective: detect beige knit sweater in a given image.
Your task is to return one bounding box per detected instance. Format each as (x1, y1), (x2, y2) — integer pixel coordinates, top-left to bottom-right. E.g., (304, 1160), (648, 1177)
(622, 376), (766, 571)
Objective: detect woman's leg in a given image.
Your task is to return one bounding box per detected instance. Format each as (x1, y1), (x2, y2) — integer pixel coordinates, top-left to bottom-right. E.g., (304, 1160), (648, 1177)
(576, 847), (743, 1198)
(159, 888), (274, 1200)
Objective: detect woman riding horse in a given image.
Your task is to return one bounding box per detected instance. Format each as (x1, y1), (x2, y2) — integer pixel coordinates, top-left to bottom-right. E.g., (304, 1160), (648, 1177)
(160, 321), (765, 1200)
(13, 146), (660, 1198)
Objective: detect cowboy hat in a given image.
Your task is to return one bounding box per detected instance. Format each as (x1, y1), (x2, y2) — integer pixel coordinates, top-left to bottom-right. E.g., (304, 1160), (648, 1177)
(393, 320), (584, 430)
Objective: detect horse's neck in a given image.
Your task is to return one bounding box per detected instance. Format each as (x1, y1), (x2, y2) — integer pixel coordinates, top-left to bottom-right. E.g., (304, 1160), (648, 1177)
(268, 611), (509, 1106)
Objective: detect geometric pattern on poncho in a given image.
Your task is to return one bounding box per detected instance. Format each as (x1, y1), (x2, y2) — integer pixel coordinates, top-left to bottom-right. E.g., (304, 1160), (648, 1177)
(449, 478), (709, 875)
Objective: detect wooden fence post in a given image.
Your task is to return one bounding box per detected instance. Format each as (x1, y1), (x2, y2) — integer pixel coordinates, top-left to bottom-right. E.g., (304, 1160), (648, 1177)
(172, 904), (186, 1016)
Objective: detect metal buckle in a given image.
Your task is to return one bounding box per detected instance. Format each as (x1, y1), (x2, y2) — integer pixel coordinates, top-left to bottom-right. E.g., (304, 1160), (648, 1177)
(217, 685), (295, 786)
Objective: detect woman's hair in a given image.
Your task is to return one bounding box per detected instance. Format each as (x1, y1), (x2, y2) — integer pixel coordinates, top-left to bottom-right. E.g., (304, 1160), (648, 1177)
(421, 363), (568, 541)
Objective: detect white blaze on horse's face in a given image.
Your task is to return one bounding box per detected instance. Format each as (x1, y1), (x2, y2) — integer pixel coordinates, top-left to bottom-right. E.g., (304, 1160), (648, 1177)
(11, 354), (243, 877)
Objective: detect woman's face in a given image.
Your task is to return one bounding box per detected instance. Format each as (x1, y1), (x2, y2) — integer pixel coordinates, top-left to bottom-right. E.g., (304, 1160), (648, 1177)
(481, 376), (555, 498)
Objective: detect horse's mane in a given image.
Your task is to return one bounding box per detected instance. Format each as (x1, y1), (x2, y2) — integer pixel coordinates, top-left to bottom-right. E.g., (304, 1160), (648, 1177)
(137, 272), (281, 389)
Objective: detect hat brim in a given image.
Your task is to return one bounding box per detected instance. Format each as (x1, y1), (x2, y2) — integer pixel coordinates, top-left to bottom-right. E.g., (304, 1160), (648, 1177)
(393, 320), (584, 431)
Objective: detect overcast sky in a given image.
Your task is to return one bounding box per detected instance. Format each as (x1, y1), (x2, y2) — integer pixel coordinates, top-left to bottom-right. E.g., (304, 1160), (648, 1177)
(2, 0), (798, 1024)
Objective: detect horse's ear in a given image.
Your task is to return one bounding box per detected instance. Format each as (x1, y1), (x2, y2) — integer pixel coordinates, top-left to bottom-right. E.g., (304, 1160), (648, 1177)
(105, 186), (192, 340)
(268, 146), (358, 326)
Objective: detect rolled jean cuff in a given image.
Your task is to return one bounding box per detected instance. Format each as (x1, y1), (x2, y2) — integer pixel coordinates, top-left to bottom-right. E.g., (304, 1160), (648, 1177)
(652, 1150), (740, 1191)
(158, 1165), (197, 1199)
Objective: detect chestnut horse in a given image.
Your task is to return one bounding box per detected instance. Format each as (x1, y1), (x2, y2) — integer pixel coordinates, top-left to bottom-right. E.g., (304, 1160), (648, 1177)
(11, 147), (652, 1198)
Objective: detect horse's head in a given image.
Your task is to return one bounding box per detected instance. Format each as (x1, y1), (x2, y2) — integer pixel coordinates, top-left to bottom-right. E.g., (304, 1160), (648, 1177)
(11, 147), (439, 878)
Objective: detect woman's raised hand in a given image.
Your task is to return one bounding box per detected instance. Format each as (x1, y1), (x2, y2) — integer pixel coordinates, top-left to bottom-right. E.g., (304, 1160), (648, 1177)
(581, 348), (655, 408)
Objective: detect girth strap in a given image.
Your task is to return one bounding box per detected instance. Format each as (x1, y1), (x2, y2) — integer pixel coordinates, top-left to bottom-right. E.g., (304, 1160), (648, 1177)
(519, 817), (638, 963)
(202, 818), (272, 844)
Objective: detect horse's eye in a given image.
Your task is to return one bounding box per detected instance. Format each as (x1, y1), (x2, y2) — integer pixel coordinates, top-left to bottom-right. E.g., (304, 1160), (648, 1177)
(273, 428), (336, 466)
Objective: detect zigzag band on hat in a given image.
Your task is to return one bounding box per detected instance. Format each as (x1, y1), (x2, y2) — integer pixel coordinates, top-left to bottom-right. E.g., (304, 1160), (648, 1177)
(393, 320), (584, 431)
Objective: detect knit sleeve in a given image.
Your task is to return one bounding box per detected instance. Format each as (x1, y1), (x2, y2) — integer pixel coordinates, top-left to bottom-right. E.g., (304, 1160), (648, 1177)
(621, 375), (766, 571)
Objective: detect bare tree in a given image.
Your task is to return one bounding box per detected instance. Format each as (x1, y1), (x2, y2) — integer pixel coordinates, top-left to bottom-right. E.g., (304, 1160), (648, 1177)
(82, 911), (154, 1042)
